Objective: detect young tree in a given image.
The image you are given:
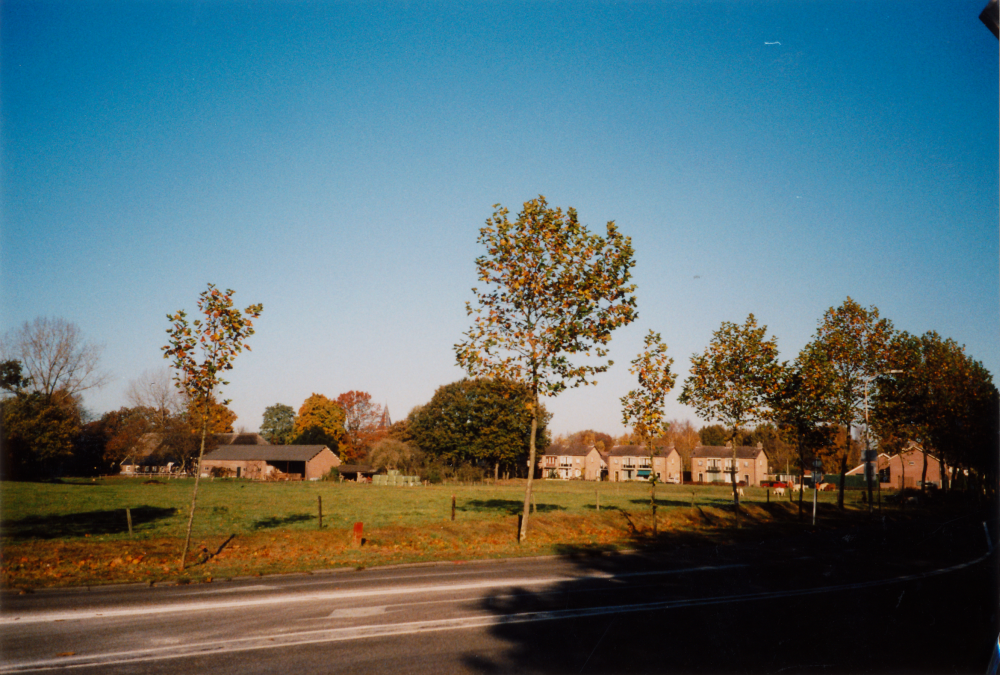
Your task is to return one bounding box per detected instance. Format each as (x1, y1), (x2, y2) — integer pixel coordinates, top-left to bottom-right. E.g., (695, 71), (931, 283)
(293, 394), (345, 450)
(809, 298), (893, 509)
(620, 330), (675, 533)
(336, 391), (386, 463)
(260, 403), (296, 444)
(455, 196), (638, 542)
(162, 284), (261, 570)
(678, 314), (781, 527)
(1, 317), (108, 399)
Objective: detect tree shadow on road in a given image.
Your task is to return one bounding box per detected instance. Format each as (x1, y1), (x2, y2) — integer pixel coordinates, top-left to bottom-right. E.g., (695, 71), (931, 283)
(2, 506), (176, 540)
(460, 509), (999, 674)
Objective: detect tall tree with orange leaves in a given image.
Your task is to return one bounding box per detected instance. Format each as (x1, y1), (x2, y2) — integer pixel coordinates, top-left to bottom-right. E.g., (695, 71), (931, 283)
(336, 391), (386, 463)
(455, 196), (637, 543)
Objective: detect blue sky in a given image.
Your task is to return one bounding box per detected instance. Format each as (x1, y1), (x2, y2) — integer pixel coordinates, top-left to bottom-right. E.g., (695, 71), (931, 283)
(3, 0), (997, 437)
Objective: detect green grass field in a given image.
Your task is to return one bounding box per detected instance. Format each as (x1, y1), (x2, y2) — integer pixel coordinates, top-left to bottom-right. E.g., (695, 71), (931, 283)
(0, 477), (874, 588)
(0, 477), (864, 543)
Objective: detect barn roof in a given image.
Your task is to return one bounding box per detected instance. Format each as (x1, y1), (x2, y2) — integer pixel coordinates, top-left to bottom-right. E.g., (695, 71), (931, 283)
(204, 445), (333, 462)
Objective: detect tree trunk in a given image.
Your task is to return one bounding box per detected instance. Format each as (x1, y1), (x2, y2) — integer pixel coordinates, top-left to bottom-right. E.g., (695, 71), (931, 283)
(494, 461), (499, 483)
(731, 428), (740, 529)
(920, 449), (929, 494)
(519, 391), (539, 543)
(180, 399), (210, 570)
(798, 454), (805, 519)
(837, 422), (849, 510)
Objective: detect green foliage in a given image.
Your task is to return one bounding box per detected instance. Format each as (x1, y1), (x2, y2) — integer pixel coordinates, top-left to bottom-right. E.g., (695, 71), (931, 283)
(408, 378), (549, 473)
(874, 331), (999, 491)
(768, 352), (839, 478)
(808, 298), (893, 507)
(1, 390), (82, 480)
(322, 467), (341, 482)
(699, 424), (728, 446)
(0, 360), (31, 393)
(679, 314), (782, 438)
(260, 403), (296, 444)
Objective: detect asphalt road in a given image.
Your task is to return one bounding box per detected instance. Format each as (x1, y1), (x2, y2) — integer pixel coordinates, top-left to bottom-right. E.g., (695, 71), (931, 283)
(1, 513), (997, 674)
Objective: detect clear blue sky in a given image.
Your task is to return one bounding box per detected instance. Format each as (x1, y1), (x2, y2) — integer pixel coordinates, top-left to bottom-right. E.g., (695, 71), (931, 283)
(3, 1), (997, 437)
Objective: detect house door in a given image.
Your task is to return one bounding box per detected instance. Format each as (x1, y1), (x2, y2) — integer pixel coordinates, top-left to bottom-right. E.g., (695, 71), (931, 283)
(698, 473), (703, 482)
(744, 474), (749, 485)
(615, 471), (619, 482)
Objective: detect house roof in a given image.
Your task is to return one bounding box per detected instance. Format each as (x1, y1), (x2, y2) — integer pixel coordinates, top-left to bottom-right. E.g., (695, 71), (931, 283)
(214, 432), (269, 445)
(691, 445), (767, 460)
(338, 464), (375, 474)
(540, 445), (600, 457)
(125, 432), (269, 464)
(204, 445), (332, 462)
(607, 444), (677, 457)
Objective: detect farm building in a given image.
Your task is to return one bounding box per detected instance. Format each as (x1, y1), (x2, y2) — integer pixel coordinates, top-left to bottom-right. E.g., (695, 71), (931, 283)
(201, 444), (340, 481)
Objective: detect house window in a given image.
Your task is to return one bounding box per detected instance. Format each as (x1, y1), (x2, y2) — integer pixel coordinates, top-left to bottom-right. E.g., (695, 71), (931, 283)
(698, 460), (703, 466)
(744, 461), (749, 467)
(909, 461), (915, 466)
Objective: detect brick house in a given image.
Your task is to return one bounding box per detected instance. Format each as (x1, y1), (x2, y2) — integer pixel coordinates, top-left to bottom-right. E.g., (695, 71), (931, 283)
(605, 445), (682, 483)
(538, 446), (604, 480)
(847, 441), (942, 489)
(691, 443), (768, 486)
(201, 445), (340, 481)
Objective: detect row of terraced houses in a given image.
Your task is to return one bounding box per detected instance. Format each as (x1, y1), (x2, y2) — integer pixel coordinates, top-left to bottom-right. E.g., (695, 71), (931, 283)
(538, 442), (769, 485)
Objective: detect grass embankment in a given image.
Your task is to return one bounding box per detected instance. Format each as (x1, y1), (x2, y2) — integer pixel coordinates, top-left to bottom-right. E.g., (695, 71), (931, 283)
(1, 478), (868, 588)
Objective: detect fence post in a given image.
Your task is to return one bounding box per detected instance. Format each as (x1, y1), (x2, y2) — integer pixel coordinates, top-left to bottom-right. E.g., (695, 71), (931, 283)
(318, 496), (323, 529)
(451, 495), (456, 521)
(596, 489), (600, 511)
(126, 508), (133, 538)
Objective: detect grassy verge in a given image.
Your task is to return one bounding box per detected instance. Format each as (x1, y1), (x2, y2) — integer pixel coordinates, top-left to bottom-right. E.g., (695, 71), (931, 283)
(1, 477), (877, 588)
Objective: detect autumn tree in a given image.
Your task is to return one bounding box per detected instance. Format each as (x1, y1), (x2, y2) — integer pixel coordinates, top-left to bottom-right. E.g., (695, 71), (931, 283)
(1, 317), (108, 399)
(408, 378), (550, 480)
(369, 438), (424, 474)
(336, 391), (386, 463)
(185, 394), (236, 435)
(293, 394), (345, 450)
(162, 284), (261, 570)
(260, 403), (296, 445)
(874, 331), (998, 497)
(620, 330), (675, 531)
(768, 350), (837, 516)
(455, 197), (637, 540)
(679, 314), (781, 526)
(809, 298), (893, 509)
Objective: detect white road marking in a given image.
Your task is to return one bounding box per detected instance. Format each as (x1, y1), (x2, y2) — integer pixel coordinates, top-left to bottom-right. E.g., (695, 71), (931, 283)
(0, 564), (745, 626)
(0, 553), (988, 673)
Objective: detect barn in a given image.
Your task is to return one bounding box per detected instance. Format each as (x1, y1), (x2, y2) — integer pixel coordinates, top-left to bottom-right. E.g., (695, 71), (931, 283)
(201, 445), (340, 481)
